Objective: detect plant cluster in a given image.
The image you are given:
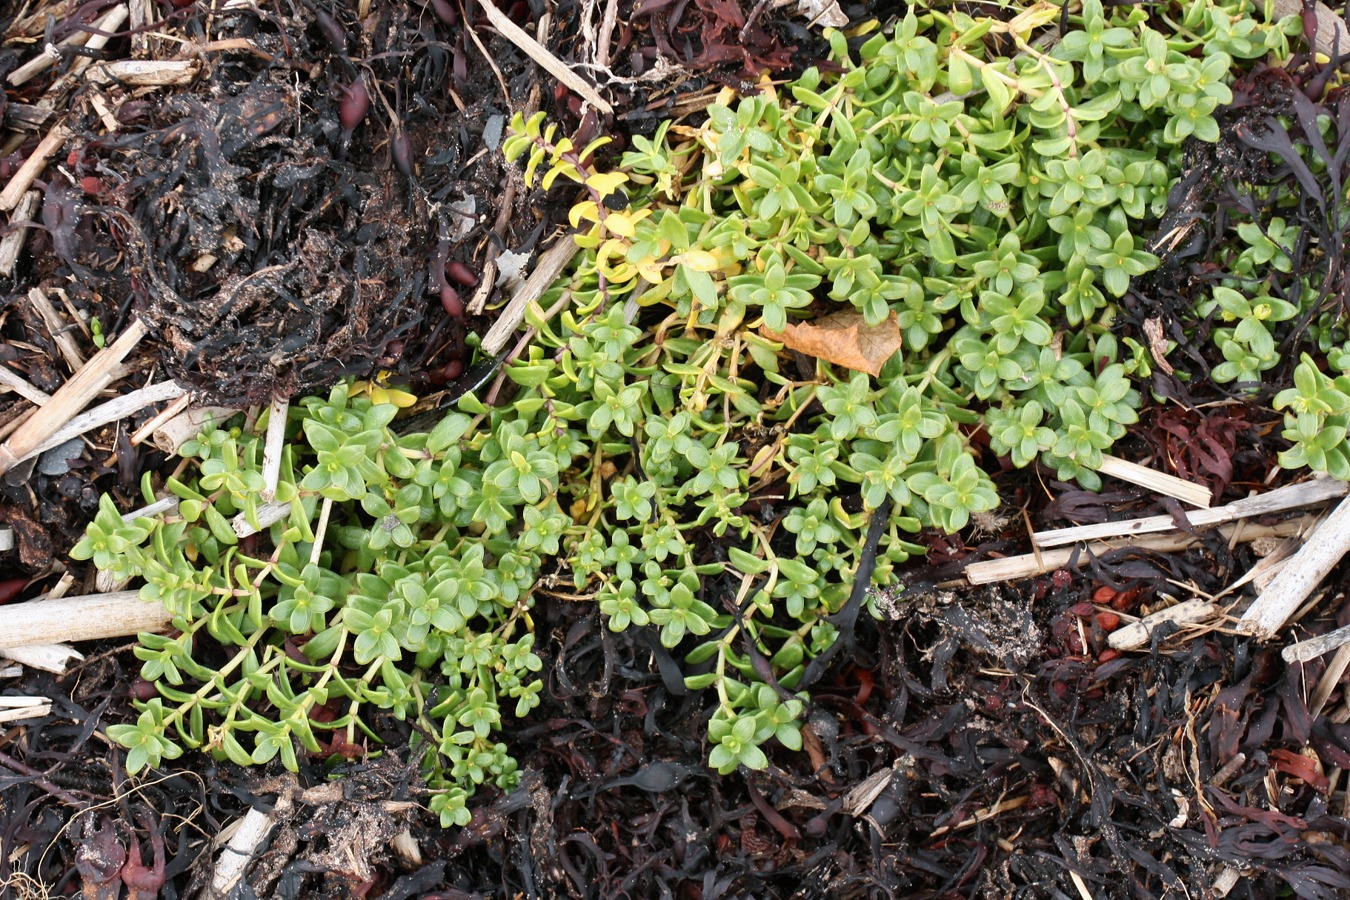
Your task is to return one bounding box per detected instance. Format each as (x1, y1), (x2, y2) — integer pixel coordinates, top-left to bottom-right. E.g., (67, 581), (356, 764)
(77, 392), (546, 827)
(83, 0), (1314, 820)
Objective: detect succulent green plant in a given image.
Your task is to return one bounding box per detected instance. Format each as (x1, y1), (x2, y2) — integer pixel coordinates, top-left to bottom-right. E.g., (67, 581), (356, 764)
(82, 0), (1327, 822)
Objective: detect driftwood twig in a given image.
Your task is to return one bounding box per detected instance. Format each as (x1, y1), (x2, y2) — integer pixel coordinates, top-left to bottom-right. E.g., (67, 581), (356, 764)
(1097, 454), (1211, 508)
(18, 380), (186, 466)
(0, 123), (70, 212)
(1108, 599), (1219, 651)
(477, 0), (613, 114)
(0, 591), (169, 650)
(966, 518), (1310, 585)
(481, 238), (581, 355)
(1032, 477), (1348, 549)
(0, 318), (148, 476)
(1239, 491), (1350, 638)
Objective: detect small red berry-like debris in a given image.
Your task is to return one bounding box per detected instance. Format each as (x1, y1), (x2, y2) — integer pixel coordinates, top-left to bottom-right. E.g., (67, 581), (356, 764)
(445, 260), (478, 287)
(440, 285), (463, 318)
(338, 80), (370, 137)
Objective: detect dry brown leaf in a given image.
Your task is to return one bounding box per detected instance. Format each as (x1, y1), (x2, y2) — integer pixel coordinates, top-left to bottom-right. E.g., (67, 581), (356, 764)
(763, 309), (903, 377)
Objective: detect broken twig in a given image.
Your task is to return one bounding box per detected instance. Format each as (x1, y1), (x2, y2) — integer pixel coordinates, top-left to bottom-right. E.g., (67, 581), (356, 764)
(476, 0), (613, 115)
(1032, 477), (1348, 549)
(0, 318), (148, 476)
(1108, 599), (1219, 651)
(1097, 453), (1211, 508)
(0, 591), (169, 650)
(1239, 491), (1350, 638)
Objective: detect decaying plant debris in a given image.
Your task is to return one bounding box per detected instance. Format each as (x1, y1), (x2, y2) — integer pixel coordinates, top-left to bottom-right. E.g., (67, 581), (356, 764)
(5, 0), (1350, 898)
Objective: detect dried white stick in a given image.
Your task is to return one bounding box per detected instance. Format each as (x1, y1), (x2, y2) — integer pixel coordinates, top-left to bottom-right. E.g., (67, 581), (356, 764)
(259, 395), (289, 501)
(16, 380), (186, 466)
(152, 405), (239, 455)
(1311, 643), (1350, 719)
(596, 0), (620, 70)
(232, 501), (290, 539)
(0, 644), (83, 674)
(128, 0), (160, 54)
(481, 238), (581, 355)
(966, 518), (1310, 585)
(207, 789), (295, 898)
(1097, 453), (1211, 508)
(28, 288), (88, 372)
(1033, 476), (1349, 548)
(85, 59), (201, 86)
(55, 4), (129, 84)
(130, 392), (192, 446)
(0, 123), (70, 212)
(0, 318), (148, 475)
(0, 697), (53, 723)
(125, 496), (180, 521)
(1240, 491), (1350, 638)
(1284, 624), (1350, 664)
(477, 0), (613, 115)
(309, 497), (332, 566)
(0, 365), (53, 407)
(5, 4), (125, 88)
(0, 528), (13, 552)
(0, 591), (169, 650)
(0, 190), (41, 277)
(1108, 599), (1220, 651)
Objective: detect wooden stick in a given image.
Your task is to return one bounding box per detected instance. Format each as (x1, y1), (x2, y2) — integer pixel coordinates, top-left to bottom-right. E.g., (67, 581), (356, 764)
(27, 288), (87, 372)
(151, 405), (239, 455)
(1108, 599), (1219, 651)
(129, 392), (192, 445)
(54, 4), (129, 85)
(0, 591), (170, 650)
(0, 123), (69, 212)
(0, 643), (83, 674)
(481, 237), (581, 355)
(1284, 624), (1350, 664)
(0, 190), (40, 277)
(0, 318), (148, 476)
(2, 104), (56, 131)
(966, 518), (1310, 585)
(259, 395), (289, 501)
(1311, 644), (1350, 719)
(309, 497), (332, 566)
(1033, 477), (1348, 548)
(1097, 454), (1211, 508)
(232, 501), (290, 538)
(476, 0), (613, 115)
(1240, 492), (1350, 638)
(5, 5), (106, 88)
(208, 786), (297, 898)
(0, 697), (53, 724)
(0, 365), (53, 407)
(85, 59), (200, 86)
(16, 380), (185, 466)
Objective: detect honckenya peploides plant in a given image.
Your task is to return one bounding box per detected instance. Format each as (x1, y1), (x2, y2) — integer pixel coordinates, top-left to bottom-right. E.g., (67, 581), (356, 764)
(80, 0), (1330, 824)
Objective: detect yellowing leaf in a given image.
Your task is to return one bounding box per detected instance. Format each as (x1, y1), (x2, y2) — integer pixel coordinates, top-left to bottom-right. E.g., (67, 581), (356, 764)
(635, 256), (667, 284)
(569, 200), (600, 228)
(352, 372), (419, 409)
(672, 249), (721, 272)
(370, 385), (419, 408)
(762, 309), (903, 377)
(601, 208), (650, 239)
(585, 171), (629, 196)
